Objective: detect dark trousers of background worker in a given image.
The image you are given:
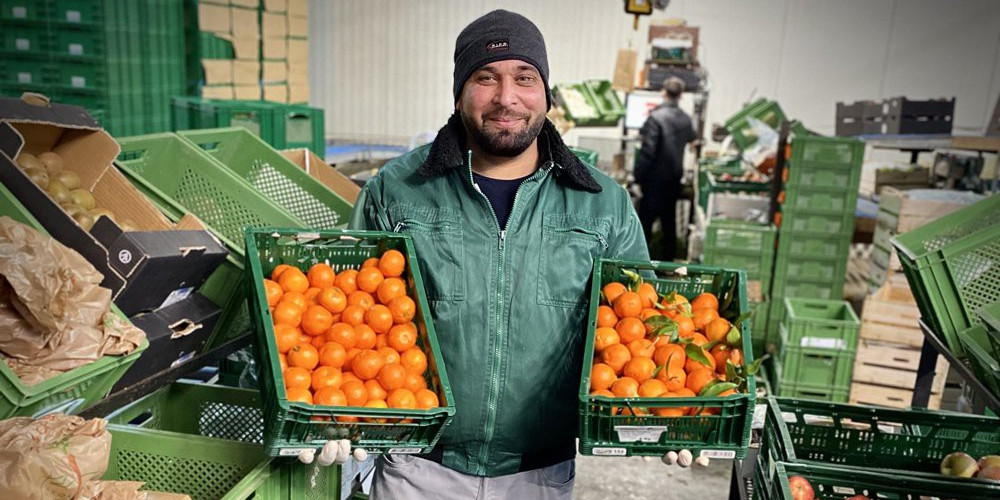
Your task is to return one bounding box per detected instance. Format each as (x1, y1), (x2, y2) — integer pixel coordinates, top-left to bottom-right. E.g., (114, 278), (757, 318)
(637, 181), (681, 261)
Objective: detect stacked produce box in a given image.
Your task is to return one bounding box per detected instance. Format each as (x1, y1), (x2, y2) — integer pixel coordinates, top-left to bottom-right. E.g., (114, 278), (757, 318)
(773, 298), (859, 402)
(0, 0), (186, 136)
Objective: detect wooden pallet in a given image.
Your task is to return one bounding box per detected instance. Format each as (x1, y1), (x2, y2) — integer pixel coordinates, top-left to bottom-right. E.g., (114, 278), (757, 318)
(859, 278), (923, 347)
(849, 337), (950, 410)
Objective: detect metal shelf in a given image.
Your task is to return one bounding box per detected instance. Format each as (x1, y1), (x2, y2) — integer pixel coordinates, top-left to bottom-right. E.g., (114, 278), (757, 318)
(911, 319), (1000, 415)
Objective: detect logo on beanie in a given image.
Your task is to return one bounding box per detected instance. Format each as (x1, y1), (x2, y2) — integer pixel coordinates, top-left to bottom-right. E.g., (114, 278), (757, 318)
(485, 39), (509, 52)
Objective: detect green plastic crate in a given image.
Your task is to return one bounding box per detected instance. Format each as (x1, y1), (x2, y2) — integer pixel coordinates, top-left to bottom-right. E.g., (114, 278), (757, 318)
(703, 219), (776, 252)
(49, 28), (105, 60)
(892, 195), (1000, 356)
(178, 127), (351, 230)
(190, 99), (276, 138)
(776, 326), (854, 390)
(781, 298), (858, 352)
(789, 135), (865, 166)
(245, 228), (456, 456)
(703, 249), (773, 282)
(578, 260), (756, 458)
(0, 56), (47, 86)
(47, 60), (106, 92)
(782, 186), (857, 214)
(272, 104), (326, 157)
(751, 300), (769, 358)
(0, 22), (49, 55)
(776, 230), (851, 260)
(771, 275), (844, 302)
(980, 301), (1000, 360)
(723, 98), (785, 150)
(774, 381), (848, 403)
(783, 164), (858, 191)
(50, 0), (104, 27)
(553, 83), (616, 126)
(780, 208), (855, 234)
(773, 254), (848, 286)
(1, 0), (48, 22)
(198, 30), (234, 59)
(582, 79), (624, 120)
(569, 146), (599, 167)
(959, 325), (1000, 399)
(699, 170), (771, 214)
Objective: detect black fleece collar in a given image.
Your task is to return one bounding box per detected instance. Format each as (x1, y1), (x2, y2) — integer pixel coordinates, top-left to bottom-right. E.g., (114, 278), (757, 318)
(417, 112), (602, 193)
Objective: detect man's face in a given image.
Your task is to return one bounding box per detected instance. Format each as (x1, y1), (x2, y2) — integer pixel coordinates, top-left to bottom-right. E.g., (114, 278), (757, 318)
(457, 59), (547, 157)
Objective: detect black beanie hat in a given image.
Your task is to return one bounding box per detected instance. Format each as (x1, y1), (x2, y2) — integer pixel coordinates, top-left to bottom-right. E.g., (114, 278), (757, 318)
(453, 10), (552, 109)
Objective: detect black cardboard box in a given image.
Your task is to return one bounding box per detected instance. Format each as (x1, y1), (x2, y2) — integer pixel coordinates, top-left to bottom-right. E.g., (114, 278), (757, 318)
(0, 94), (229, 315)
(112, 292), (222, 391)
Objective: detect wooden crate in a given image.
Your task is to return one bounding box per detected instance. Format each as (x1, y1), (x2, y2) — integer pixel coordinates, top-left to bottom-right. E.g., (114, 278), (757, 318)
(850, 337), (949, 410)
(859, 277), (922, 347)
(877, 186), (982, 233)
(850, 382), (943, 410)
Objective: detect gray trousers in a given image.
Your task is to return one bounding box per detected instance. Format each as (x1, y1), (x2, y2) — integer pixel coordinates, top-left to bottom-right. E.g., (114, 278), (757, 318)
(370, 454), (575, 500)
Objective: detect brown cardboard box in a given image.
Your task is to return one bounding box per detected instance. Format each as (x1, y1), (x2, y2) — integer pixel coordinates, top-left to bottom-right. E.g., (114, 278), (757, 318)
(287, 14), (307, 38)
(288, 83), (309, 104)
(612, 48), (637, 92)
(262, 37), (287, 60)
(198, 3), (230, 34)
(288, 0), (307, 17)
(201, 85), (234, 100)
(263, 83), (288, 103)
(234, 84), (261, 100)
(0, 95), (228, 316)
(287, 62), (307, 85)
(262, 12), (287, 38)
(287, 38), (308, 63)
(282, 148), (359, 204)
(201, 60), (233, 85)
(230, 0), (259, 8)
(225, 35), (260, 61)
(262, 60), (287, 83)
(263, 0), (287, 12)
(230, 6), (259, 38)
(232, 60), (260, 85)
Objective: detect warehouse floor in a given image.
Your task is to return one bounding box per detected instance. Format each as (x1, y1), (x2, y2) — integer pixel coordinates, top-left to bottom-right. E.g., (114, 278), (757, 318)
(574, 454), (732, 499)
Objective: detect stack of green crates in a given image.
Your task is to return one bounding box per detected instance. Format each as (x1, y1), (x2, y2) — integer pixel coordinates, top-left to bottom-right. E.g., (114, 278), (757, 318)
(171, 97), (326, 157)
(0, 0), (186, 136)
(723, 98), (785, 150)
(773, 298), (859, 402)
(767, 136), (864, 338)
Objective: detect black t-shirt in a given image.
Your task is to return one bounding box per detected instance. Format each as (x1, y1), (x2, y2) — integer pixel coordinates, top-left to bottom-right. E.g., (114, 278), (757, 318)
(472, 172), (531, 230)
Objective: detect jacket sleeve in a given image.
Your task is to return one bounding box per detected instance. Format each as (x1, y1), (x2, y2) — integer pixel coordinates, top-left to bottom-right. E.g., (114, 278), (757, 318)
(633, 116), (660, 184)
(609, 185), (650, 262)
(348, 178), (392, 231)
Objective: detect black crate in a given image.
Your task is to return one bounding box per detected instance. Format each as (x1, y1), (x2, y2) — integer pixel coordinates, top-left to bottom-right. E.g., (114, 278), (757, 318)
(644, 64), (703, 92)
(835, 100), (883, 136)
(881, 97), (954, 135)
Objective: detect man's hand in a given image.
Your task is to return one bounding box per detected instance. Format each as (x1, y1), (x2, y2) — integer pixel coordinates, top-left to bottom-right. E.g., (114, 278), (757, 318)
(661, 449), (710, 468)
(298, 440), (368, 466)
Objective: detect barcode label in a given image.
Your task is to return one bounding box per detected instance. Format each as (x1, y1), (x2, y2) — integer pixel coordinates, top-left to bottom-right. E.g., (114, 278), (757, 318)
(751, 404), (767, 430)
(388, 447), (422, 454)
(15, 38), (29, 51)
(69, 43), (83, 55)
(66, 10), (81, 23)
(700, 450), (737, 459)
(614, 425), (667, 443)
(17, 72), (31, 84)
(71, 76), (86, 88)
(801, 337), (845, 350)
(592, 447), (627, 456)
(832, 486), (855, 495)
(278, 448), (313, 456)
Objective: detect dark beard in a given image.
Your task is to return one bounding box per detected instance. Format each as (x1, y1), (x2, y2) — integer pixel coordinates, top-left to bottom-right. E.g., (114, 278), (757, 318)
(461, 110), (545, 157)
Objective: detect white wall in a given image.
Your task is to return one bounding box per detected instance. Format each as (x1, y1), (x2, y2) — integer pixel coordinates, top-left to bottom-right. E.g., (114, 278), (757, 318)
(310, 0), (1000, 144)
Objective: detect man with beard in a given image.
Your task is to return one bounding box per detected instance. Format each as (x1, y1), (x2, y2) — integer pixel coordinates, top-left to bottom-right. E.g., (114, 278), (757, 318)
(350, 10), (649, 499)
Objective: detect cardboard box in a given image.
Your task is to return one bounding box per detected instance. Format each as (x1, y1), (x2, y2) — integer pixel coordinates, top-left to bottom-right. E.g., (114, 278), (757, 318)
(201, 59), (233, 85)
(201, 85), (234, 100)
(230, 6), (260, 38)
(287, 14), (307, 38)
(262, 37), (287, 60)
(288, 83), (309, 104)
(288, 0), (307, 17)
(263, 0), (287, 12)
(230, 0), (259, 8)
(198, 3), (230, 34)
(287, 62), (307, 85)
(234, 84), (261, 100)
(111, 292), (221, 391)
(232, 60), (260, 85)
(263, 83), (288, 103)
(0, 95), (229, 316)
(287, 38), (308, 63)
(282, 149), (358, 204)
(261, 11), (287, 38)
(225, 34), (260, 61)
(262, 60), (287, 83)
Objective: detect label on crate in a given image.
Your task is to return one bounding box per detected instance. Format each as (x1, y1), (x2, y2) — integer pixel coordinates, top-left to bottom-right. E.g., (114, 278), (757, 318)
(751, 404), (767, 430)
(278, 448), (314, 457)
(780, 411), (798, 424)
(17, 72), (31, 84)
(592, 447), (627, 456)
(700, 450), (737, 459)
(614, 425), (667, 443)
(71, 76), (86, 88)
(69, 43), (83, 56)
(66, 10), (81, 23)
(388, 447), (422, 454)
(800, 337), (846, 350)
(832, 486), (856, 495)
(12, 7), (26, 18)
(159, 287), (193, 309)
(15, 38), (29, 51)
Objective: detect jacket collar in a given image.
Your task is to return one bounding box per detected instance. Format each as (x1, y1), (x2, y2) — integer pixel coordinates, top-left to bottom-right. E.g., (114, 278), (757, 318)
(417, 112), (602, 193)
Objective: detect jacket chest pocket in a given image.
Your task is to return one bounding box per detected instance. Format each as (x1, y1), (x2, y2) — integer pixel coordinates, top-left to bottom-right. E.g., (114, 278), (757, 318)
(537, 214), (610, 309)
(393, 216), (465, 302)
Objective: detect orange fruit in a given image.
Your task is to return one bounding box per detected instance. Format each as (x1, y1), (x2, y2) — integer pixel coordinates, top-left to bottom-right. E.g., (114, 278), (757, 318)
(374, 333), (388, 350)
(285, 387), (313, 405)
(404, 372), (427, 392)
(362, 257), (380, 268)
(319, 342), (347, 368)
(639, 308), (661, 332)
(326, 323), (358, 349)
(274, 324), (301, 354)
(307, 263), (336, 288)
(301, 305), (334, 336)
(400, 347), (427, 375)
(638, 378), (667, 398)
(264, 279), (283, 307)
(378, 347), (401, 365)
(596, 305), (618, 328)
(340, 304), (367, 327)
(310, 334), (327, 349)
(363, 400), (389, 422)
(388, 296), (416, 324)
(356, 267), (384, 294)
(685, 367), (716, 394)
(304, 287), (322, 301)
(590, 389), (615, 398)
(378, 249), (406, 278)
(615, 317), (646, 344)
(376, 278), (407, 305)
(334, 269), (359, 295)
(594, 327), (620, 352)
(415, 388), (439, 408)
(377, 363), (408, 391)
(705, 317), (731, 343)
(364, 379), (388, 401)
(287, 343), (319, 370)
(690, 292), (719, 312)
(387, 323), (418, 352)
(692, 308), (719, 331)
(271, 264), (293, 281)
(345, 347), (362, 367)
(653, 343), (686, 371)
(365, 304), (394, 334)
(711, 345), (743, 374)
(601, 343), (631, 374)
(279, 291), (309, 311)
(590, 363), (617, 392)
(278, 267), (309, 294)
(610, 376), (639, 398)
(314, 387), (348, 406)
(387, 388), (417, 409)
(623, 356), (656, 382)
(347, 290), (376, 310)
(684, 346), (715, 373)
(656, 365), (687, 392)
(661, 292), (690, 313)
(311, 366), (343, 391)
(354, 324), (377, 350)
(317, 287), (347, 313)
(341, 379), (368, 406)
(627, 339), (656, 359)
(351, 349), (385, 380)
(283, 366), (312, 389)
(613, 291), (643, 318)
(674, 315), (696, 339)
(341, 371), (361, 385)
(602, 282), (627, 305)
(273, 302), (303, 327)
(650, 392), (687, 417)
(637, 282), (658, 309)
(689, 332), (709, 347)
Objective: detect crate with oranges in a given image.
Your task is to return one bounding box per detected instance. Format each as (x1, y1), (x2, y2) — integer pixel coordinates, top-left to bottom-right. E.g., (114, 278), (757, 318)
(578, 259), (758, 459)
(244, 228), (454, 457)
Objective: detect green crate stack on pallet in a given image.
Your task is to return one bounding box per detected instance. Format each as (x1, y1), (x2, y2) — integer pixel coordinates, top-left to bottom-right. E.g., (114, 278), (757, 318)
(766, 136), (864, 344)
(723, 98), (785, 151)
(773, 298), (859, 402)
(0, 0), (185, 136)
